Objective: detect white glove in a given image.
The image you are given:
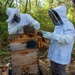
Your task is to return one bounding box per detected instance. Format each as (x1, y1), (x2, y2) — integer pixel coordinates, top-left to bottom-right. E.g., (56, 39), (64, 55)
(41, 30), (52, 39)
(17, 25), (22, 30)
(34, 22), (40, 30)
(31, 20), (40, 30)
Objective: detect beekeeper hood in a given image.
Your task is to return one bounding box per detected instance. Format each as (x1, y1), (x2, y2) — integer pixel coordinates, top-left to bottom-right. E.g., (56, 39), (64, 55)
(48, 5), (68, 26)
(6, 7), (20, 22)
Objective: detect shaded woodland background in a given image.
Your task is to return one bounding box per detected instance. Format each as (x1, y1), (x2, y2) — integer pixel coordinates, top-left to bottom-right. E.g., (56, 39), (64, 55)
(0, 0), (75, 56)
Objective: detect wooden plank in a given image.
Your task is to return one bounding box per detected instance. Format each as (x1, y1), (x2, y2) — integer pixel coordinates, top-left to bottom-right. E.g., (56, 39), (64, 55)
(8, 42), (27, 51)
(8, 34), (41, 43)
(8, 40), (38, 51)
(10, 49), (38, 66)
(12, 64), (39, 75)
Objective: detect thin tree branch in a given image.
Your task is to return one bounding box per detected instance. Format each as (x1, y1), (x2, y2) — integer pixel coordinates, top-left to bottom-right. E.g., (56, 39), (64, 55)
(29, 0), (31, 10)
(9, 0), (14, 7)
(24, 0), (28, 13)
(5, 0), (9, 7)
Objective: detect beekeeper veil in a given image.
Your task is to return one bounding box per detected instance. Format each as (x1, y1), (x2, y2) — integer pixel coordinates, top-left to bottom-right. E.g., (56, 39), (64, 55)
(6, 7), (20, 23)
(48, 5), (68, 26)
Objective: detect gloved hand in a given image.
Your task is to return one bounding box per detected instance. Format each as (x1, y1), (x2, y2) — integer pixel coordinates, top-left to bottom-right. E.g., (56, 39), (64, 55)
(41, 30), (52, 39)
(31, 21), (40, 30)
(17, 25), (22, 30)
(34, 23), (40, 30)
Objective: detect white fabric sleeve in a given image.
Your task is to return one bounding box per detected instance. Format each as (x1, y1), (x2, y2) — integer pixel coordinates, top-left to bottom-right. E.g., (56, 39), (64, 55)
(51, 34), (74, 44)
(8, 24), (22, 34)
(41, 30), (74, 44)
(51, 27), (74, 44)
(26, 14), (40, 30)
(74, 30), (75, 41)
(41, 30), (52, 39)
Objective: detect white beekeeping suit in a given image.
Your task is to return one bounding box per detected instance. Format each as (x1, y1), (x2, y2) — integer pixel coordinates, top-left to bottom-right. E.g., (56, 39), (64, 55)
(6, 7), (40, 34)
(41, 5), (75, 65)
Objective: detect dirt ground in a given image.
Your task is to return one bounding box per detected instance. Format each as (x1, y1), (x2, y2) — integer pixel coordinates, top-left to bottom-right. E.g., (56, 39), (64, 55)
(0, 54), (9, 65)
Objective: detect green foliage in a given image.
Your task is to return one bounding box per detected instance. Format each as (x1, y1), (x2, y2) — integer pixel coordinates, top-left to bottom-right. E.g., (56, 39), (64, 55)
(25, 0), (55, 32)
(67, 7), (75, 27)
(0, 7), (8, 50)
(32, 8), (54, 32)
(0, 50), (8, 55)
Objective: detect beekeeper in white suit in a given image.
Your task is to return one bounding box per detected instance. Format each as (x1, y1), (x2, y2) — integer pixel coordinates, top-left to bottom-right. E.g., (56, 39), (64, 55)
(6, 7), (40, 34)
(41, 5), (75, 75)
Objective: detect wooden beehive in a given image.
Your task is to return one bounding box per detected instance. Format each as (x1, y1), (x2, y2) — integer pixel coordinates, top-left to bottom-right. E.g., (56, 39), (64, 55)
(8, 34), (41, 75)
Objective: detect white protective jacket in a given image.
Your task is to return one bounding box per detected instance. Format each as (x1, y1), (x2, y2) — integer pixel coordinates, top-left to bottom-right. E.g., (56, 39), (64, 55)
(8, 14), (40, 34)
(47, 5), (75, 65)
(6, 7), (40, 34)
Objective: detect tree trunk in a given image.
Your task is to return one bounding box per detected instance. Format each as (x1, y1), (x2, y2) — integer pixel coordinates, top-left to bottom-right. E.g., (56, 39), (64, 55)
(29, 0), (31, 10)
(0, 42), (1, 50)
(24, 0), (28, 13)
